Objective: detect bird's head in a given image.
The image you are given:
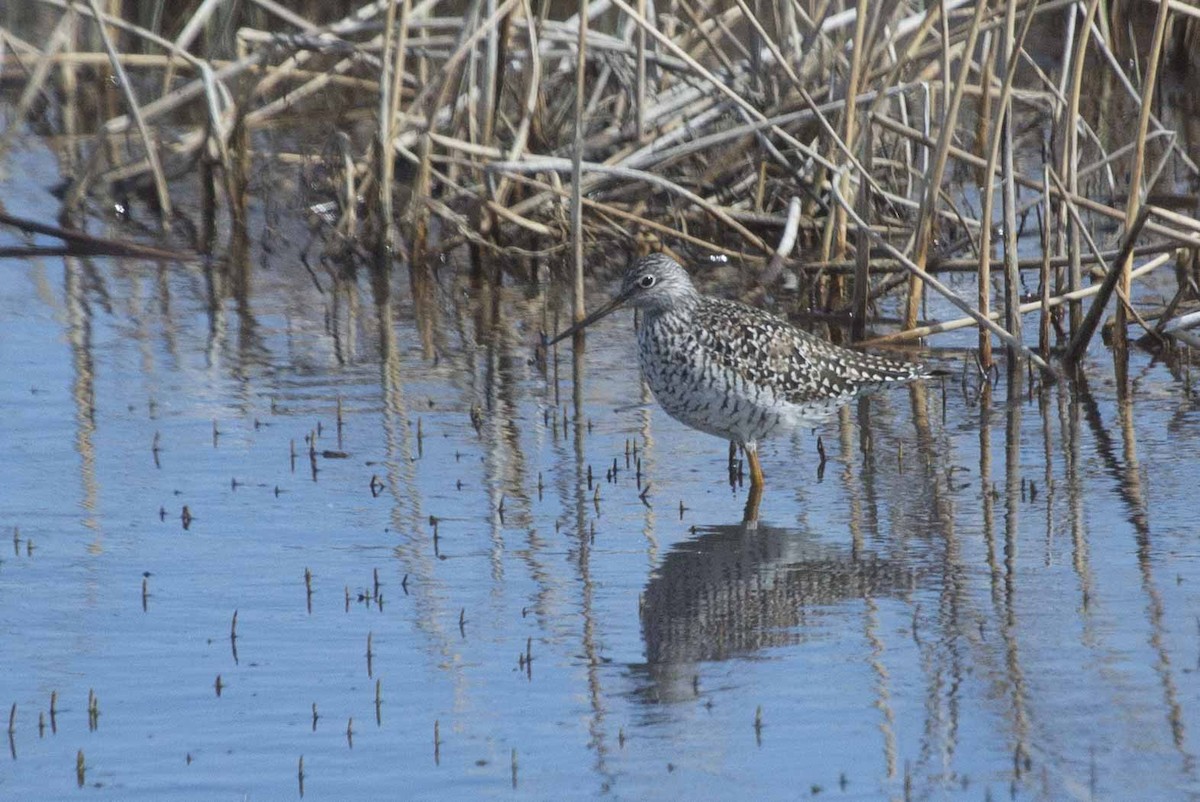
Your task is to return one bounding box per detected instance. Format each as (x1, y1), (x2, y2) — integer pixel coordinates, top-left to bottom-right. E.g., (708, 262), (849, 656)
(543, 254), (699, 346)
(616, 253), (700, 314)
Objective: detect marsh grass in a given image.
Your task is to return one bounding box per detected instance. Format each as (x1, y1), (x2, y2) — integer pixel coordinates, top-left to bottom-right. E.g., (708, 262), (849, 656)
(2, 0), (1200, 373)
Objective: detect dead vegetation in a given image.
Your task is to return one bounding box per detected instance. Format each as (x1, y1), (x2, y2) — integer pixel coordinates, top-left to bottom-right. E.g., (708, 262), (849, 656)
(2, 0), (1200, 374)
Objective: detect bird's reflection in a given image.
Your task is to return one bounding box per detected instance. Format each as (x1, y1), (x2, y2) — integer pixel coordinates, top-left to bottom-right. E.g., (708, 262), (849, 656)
(637, 519), (921, 703)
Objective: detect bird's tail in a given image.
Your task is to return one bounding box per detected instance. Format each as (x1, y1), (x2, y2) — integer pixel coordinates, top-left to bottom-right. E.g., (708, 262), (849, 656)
(852, 350), (930, 383)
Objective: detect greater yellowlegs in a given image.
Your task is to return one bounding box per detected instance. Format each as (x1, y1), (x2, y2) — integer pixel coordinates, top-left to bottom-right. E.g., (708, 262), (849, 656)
(546, 253), (930, 495)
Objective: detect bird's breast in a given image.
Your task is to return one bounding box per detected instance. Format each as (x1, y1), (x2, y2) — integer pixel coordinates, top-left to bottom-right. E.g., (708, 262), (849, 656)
(636, 313), (794, 443)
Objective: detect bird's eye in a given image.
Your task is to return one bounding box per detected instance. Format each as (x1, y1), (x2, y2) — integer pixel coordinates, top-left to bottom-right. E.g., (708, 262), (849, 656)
(638, 274), (656, 289)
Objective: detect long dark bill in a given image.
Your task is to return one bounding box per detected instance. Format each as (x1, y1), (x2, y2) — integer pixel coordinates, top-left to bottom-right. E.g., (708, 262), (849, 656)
(541, 287), (634, 347)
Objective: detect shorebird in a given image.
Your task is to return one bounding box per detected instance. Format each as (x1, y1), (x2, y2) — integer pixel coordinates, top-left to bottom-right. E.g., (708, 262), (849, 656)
(545, 253), (932, 509)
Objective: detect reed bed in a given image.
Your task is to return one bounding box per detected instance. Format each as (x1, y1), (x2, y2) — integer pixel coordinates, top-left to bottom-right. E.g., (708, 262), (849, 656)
(2, 0), (1200, 373)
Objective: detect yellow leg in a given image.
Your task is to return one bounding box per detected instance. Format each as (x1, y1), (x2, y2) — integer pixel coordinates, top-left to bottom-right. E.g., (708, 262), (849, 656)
(742, 442), (763, 524)
(742, 481), (763, 524)
(744, 443), (765, 490)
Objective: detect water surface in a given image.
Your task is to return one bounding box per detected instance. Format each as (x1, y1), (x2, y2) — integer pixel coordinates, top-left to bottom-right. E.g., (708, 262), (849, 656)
(3, 140), (1200, 801)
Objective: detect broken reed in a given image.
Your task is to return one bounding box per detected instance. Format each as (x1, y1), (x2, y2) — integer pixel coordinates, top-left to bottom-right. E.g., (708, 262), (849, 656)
(3, 0), (1200, 369)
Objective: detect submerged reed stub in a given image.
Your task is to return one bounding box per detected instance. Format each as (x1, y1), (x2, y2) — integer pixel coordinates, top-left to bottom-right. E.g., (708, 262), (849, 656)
(304, 568), (313, 615)
(87, 689), (99, 731)
(366, 631), (374, 678)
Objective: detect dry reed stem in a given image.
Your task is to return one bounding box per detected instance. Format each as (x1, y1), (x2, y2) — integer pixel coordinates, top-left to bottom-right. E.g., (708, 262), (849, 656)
(823, 0), (870, 310)
(976, 0), (1040, 365)
(800, 245), (1176, 274)
(903, 0), (990, 330)
(0, 50), (382, 87)
(1046, 169), (1166, 348)
(572, 0), (588, 323)
(161, 0), (223, 95)
(873, 114), (1200, 247)
(633, 0), (646, 140)
(1039, 167), (1053, 357)
(495, 171), (755, 259)
(999, 0), (1022, 358)
(376, 0), (401, 253)
(851, 122), (873, 342)
(1082, 15), (1199, 175)
(0, 10), (76, 151)
(866, 253), (1172, 345)
(1064, 207), (1152, 363)
(828, 167), (1058, 377)
(1048, 168), (1154, 339)
(489, 0), (539, 208)
(490, 157), (770, 252)
(0, 210), (192, 260)
(410, 0), (520, 258)
(82, 0), (173, 226)
(1113, 0), (1173, 353)
(8, 0), (1199, 358)
(33, 0), (206, 69)
(605, 0), (850, 193)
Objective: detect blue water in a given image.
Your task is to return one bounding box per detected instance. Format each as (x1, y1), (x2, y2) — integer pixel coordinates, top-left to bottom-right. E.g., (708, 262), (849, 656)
(3, 141), (1200, 801)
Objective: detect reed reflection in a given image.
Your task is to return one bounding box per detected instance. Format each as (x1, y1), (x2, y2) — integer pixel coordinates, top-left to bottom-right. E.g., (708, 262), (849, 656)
(1077, 370), (1196, 776)
(999, 369), (1031, 781)
(64, 256), (99, 537)
(571, 339), (614, 779)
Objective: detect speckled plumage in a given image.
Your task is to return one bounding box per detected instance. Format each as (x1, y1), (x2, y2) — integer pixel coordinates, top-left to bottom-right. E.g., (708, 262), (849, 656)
(548, 253), (930, 485)
(638, 291), (923, 445)
(627, 255), (924, 448)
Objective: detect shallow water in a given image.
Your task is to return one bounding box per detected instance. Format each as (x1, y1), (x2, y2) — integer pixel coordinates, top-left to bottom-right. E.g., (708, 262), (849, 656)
(5, 139), (1200, 802)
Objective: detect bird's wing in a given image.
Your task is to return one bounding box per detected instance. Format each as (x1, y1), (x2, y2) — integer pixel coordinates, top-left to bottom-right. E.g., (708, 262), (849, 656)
(695, 298), (921, 405)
